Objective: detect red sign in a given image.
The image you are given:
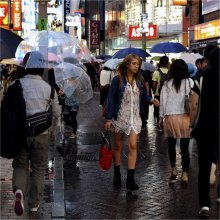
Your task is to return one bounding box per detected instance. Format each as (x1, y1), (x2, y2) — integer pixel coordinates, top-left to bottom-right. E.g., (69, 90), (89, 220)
(12, 0), (22, 31)
(90, 20), (100, 49)
(0, 1), (8, 25)
(128, 25), (157, 39)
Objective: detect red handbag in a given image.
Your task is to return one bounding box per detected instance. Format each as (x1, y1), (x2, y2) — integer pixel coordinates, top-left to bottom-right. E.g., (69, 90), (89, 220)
(99, 130), (113, 170)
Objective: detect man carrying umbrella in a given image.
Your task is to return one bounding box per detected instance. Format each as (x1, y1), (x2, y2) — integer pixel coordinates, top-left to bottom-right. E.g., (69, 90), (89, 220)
(11, 51), (61, 216)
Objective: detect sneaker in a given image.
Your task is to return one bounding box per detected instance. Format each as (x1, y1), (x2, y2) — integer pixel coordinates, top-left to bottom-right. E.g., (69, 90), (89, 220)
(170, 167), (177, 180)
(14, 189), (24, 216)
(210, 163), (217, 184)
(69, 133), (76, 139)
(30, 205), (39, 212)
(181, 172), (189, 184)
(198, 206), (209, 217)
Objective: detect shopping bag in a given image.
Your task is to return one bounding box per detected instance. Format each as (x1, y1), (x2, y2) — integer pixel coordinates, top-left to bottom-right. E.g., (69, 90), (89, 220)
(99, 130), (113, 170)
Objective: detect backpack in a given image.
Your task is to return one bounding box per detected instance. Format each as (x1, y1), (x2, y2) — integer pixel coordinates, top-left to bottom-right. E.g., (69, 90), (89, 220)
(158, 68), (168, 94)
(1, 80), (27, 159)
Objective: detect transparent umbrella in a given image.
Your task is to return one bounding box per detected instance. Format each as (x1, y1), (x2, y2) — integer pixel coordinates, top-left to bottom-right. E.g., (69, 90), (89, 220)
(103, 58), (123, 70)
(15, 30), (92, 68)
(54, 62), (93, 104)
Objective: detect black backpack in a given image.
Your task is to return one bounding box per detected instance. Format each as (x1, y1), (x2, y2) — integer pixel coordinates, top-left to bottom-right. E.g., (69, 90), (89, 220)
(1, 80), (27, 159)
(158, 68), (168, 94)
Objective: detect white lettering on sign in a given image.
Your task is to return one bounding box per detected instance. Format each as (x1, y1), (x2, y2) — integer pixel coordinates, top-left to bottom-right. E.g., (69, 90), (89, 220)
(129, 25), (157, 39)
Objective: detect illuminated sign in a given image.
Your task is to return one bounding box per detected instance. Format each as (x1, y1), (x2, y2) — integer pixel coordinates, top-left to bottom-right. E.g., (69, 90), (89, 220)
(12, 0), (22, 31)
(128, 25), (157, 39)
(172, 0), (187, 6)
(194, 19), (220, 41)
(0, 1), (8, 25)
(90, 20), (100, 49)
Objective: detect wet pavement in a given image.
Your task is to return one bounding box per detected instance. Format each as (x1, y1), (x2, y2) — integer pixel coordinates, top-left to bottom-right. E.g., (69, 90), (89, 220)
(0, 91), (219, 219)
(59, 92), (219, 219)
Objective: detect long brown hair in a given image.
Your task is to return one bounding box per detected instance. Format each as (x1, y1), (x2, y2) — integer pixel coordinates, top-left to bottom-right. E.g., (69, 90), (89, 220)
(167, 59), (189, 92)
(116, 54), (143, 86)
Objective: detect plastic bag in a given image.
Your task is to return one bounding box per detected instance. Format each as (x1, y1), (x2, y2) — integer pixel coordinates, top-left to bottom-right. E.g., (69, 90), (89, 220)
(99, 130), (113, 170)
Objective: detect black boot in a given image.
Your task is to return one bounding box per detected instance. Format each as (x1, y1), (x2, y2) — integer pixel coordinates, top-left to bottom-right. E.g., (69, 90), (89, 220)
(113, 166), (121, 188)
(126, 169), (139, 191)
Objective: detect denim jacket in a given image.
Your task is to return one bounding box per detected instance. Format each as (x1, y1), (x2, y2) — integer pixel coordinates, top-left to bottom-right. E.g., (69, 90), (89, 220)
(106, 75), (152, 120)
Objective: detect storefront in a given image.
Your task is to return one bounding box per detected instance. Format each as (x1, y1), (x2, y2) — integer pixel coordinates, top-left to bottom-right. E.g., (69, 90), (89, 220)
(189, 19), (220, 53)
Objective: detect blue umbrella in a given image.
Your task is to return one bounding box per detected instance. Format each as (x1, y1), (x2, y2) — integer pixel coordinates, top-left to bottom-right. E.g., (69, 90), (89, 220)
(150, 42), (187, 54)
(112, 48), (151, 59)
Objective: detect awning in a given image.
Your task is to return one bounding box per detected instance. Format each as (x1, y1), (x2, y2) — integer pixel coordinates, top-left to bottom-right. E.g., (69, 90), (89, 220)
(113, 37), (177, 50)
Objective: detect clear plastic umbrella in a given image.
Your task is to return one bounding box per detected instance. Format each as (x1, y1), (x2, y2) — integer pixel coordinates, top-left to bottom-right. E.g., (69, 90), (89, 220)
(103, 58), (123, 70)
(54, 62), (93, 104)
(15, 30), (92, 68)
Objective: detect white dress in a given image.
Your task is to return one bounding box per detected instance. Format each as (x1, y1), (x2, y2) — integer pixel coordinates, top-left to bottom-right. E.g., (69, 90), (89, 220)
(112, 81), (142, 135)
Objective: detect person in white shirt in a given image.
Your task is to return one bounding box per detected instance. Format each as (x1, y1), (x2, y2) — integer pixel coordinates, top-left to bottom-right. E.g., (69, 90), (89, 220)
(12, 51), (61, 216)
(159, 59), (194, 184)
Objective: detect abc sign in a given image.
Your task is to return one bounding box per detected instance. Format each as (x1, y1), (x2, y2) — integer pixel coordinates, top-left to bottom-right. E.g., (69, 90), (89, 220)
(128, 25), (157, 39)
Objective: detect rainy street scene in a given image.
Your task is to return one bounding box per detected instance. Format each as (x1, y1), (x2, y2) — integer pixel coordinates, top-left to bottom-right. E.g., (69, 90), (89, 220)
(0, 0), (219, 219)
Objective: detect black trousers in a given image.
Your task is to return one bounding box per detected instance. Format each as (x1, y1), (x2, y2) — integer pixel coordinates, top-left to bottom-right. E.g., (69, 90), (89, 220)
(100, 85), (110, 106)
(154, 95), (160, 123)
(197, 135), (219, 208)
(141, 104), (149, 128)
(63, 111), (78, 134)
(167, 137), (190, 172)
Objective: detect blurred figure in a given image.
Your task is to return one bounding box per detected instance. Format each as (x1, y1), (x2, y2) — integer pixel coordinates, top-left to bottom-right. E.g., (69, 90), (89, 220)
(152, 56), (169, 129)
(190, 46), (219, 217)
(187, 63), (197, 80)
(1, 64), (10, 94)
(194, 58), (204, 81)
(99, 66), (113, 107)
(105, 54), (159, 193)
(159, 59), (194, 184)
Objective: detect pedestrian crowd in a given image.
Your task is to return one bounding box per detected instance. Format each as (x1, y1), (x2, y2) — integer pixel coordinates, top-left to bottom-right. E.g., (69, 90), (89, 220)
(0, 45), (219, 218)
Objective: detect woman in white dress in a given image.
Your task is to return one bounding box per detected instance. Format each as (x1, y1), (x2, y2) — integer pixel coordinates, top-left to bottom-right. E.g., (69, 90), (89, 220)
(105, 54), (159, 192)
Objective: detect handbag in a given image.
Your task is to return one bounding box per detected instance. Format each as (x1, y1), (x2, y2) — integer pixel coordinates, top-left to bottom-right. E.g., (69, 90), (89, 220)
(99, 130), (113, 170)
(26, 87), (54, 137)
(184, 79), (192, 114)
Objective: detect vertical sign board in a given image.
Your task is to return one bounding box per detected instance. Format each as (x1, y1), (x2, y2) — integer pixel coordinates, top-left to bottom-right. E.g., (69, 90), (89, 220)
(12, 0), (22, 31)
(90, 20), (100, 49)
(64, 0), (70, 33)
(38, 18), (48, 31)
(0, 1), (8, 25)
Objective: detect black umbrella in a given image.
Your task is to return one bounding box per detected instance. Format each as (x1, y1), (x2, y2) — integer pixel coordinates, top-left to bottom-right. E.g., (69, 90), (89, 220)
(0, 28), (23, 60)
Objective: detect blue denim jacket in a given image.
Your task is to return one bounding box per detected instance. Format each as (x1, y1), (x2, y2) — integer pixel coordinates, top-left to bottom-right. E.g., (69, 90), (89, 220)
(106, 75), (152, 120)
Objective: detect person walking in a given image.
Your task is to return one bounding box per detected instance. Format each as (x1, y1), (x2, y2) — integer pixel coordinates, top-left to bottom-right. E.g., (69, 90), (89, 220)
(190, 46), (219, 217)
(12, 51), (61, 216)
(104, 54), (159, 193)
(99, 66), (114, 107)
(158, 59), (194, 184)
(152, 56), (169, 129)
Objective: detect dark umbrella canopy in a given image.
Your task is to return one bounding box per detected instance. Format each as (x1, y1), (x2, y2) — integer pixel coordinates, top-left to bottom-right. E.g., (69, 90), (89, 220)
(150, 42), (187, 54)
(0, 28), (23, 60)
(112, 48), (151, 59)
